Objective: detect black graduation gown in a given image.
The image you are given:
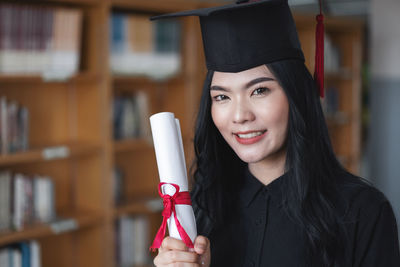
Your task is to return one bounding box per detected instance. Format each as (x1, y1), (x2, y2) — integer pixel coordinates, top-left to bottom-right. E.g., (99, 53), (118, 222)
(205, 169), (400, 267)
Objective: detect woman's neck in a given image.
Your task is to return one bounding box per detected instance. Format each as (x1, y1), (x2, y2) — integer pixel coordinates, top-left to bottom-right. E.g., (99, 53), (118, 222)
(248, 149), (286, 186)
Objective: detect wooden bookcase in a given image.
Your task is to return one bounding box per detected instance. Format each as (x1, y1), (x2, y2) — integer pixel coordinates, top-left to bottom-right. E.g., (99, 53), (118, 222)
(0, 0), (208, 267)
(0, 1), (363, 267)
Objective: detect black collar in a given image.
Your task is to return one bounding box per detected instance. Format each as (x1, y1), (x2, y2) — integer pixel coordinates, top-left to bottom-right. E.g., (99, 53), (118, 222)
(240, 167), (290, 207)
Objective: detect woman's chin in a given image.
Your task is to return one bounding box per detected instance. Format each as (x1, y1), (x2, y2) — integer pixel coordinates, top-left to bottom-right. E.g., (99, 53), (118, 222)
(236, 152), (266, 164)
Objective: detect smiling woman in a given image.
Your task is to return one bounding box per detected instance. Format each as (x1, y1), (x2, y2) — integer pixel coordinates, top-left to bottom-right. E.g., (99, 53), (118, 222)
(210, 65), (289, 183)
(150, 0), (400, 266)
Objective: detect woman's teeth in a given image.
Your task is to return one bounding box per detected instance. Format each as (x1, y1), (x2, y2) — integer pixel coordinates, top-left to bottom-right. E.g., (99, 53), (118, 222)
(237, 131), (265, 139)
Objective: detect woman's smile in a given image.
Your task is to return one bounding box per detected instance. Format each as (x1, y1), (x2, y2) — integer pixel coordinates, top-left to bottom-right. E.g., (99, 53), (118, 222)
(234, 130), (267, 145)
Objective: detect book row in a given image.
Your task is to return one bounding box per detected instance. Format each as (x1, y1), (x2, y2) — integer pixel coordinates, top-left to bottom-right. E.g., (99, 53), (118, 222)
(115, 215), (150, 266)
(113, 91), (150, 140)
(0, 240), (41, 267)
(324, 33), (342, 74)
(0, 172), (55, 231)
(0, 97), (29, 155)
(110, 13), (181, 80)
(113, 167), (124, 204)
(0, 4), (82, 79)
(0, 90), (152, 156)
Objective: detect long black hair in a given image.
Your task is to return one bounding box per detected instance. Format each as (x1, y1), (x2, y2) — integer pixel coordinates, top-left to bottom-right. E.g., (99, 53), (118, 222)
(191, 59), (349, 266)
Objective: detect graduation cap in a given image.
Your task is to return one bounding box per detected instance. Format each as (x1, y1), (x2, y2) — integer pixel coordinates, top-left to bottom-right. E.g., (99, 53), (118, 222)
(151, 0), (325, 97)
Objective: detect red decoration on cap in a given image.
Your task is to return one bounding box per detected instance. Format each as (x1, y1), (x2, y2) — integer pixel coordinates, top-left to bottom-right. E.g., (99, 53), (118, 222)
(314, 0), (325, 98)
(150, 182), (194, 251)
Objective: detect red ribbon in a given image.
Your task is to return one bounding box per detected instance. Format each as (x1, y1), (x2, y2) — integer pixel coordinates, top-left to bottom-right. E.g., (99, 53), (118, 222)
(150, 182), (194, 251)
(314, 0), (325, 98)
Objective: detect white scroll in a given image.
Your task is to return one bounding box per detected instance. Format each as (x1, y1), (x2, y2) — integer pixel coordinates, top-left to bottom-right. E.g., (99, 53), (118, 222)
(149, 112), (197, 244)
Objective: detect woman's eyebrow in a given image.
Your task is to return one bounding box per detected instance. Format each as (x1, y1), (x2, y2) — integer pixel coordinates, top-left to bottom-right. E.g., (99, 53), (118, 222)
(245, 77), (274, 88)
(210, 85), (229, 92)
(210, 76), (274, 92)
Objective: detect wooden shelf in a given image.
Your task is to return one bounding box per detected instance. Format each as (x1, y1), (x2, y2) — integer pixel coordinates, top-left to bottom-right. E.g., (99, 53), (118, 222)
(0, 142), (101, 166)
(114, 197), (162, 218)
(113, 74), (183, 89)
(0, 210), (102, 246)
(114, 138), (152, 153)
(111, 0), (201, 12)
(0, 72), (100, 86)
(18, 0), (102, 6)
(325, 112), (350, 126)
(48, 0), (100, 4)
(325, 69), (353, 81)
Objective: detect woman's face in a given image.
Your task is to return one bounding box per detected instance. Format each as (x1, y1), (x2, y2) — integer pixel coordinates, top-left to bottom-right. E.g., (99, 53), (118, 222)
(210, 64), (289, 165)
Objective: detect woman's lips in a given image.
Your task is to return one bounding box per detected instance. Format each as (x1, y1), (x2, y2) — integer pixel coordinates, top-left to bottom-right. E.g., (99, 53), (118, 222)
(234, 130), (267, 145)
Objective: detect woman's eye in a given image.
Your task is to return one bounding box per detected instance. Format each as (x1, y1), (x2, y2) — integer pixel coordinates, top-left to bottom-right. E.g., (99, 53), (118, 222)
(213, 94), (229, 101)
(252, 87), (269, 96)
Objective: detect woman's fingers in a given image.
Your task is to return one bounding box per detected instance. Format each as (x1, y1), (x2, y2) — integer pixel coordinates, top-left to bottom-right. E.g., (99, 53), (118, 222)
(154, 236), (210, 267)
(161, 237), (189, 251)
(154, 250), (199, 266)
(194, 236), (211, 266)
(194, 236), (210, 255)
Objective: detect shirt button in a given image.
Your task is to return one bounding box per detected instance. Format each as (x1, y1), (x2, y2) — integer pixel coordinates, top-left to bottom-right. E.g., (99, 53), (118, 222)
(262, 188), (268, 198)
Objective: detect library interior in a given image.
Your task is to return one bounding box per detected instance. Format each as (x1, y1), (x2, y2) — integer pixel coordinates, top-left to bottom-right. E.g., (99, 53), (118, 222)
(0, 0), (399, 266)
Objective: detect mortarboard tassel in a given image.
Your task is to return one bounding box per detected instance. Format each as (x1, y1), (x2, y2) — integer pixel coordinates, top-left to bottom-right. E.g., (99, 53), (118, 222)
(314, 0), (324, 98)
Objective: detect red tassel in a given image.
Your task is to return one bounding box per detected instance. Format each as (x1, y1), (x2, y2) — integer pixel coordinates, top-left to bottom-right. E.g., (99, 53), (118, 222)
(314, 2), (325, 98)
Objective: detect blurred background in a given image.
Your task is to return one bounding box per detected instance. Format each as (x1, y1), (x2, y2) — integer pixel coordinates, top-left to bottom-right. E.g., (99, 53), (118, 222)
(0, 0), (398, 266)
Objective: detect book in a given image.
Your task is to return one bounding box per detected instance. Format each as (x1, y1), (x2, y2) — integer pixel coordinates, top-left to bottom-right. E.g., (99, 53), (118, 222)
(13, 173), (25, 230)
(116, 215), (150, 267)
(1, 96), (8, 154)
(132, 216), (149, 265)
(0, 4), (82, 79)
(46, 7), (82, 80)
(0, 172), (12, 230)
(33, 175), (55, 224)
(0, 241), (41, 267)
(324, 33), (341, 74)
(110, 13), (181, 80)
(128, 15), (153, 53)
(0, 249), (8, 266)
(30, 241), (41, 267)
(7, 100), (18, 153)
(136, 91), (150, 139)
(113, 167), (124, 204)
(0, 97), (30, 154)
(120, 96), (139, 139)
(113, 92), (150, 140)
(19, 242), (30, 267)
(0, 171), (56, 231)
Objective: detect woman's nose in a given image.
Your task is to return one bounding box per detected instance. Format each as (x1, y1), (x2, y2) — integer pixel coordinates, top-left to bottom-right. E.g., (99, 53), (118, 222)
(232, 101), (255, 124)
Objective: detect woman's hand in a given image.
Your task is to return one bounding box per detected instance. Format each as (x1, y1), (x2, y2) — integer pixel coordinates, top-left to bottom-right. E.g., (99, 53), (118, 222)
(153, 235), (211, 267)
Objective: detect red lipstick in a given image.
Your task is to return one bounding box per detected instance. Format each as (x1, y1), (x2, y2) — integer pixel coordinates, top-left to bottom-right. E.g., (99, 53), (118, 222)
(234, 130), (267, 145)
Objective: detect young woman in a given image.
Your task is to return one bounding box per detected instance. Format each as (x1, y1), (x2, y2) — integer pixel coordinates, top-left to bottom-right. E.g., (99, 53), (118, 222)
(151, 1), (400, 266)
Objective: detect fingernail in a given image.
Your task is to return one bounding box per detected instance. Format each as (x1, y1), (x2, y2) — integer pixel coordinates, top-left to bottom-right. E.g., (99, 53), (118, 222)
(189, 247), (195, 252)
(196, 243), (206, 250)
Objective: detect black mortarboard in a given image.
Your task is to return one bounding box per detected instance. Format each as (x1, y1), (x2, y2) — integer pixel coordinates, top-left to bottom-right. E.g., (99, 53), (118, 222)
(150, 0), (305, 73)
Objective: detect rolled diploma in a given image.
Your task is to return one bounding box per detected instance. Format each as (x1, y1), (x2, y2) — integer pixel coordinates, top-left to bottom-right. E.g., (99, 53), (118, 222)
(150, 112), (197, 244)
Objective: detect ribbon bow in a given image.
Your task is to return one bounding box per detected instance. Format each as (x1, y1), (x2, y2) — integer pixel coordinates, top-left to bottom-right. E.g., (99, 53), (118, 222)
(150, 182), (194, 251)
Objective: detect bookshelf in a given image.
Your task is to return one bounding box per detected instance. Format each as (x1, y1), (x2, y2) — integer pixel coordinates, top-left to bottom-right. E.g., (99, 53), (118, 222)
(0, 1), (363, 267)
(0, 1), (112, 267)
